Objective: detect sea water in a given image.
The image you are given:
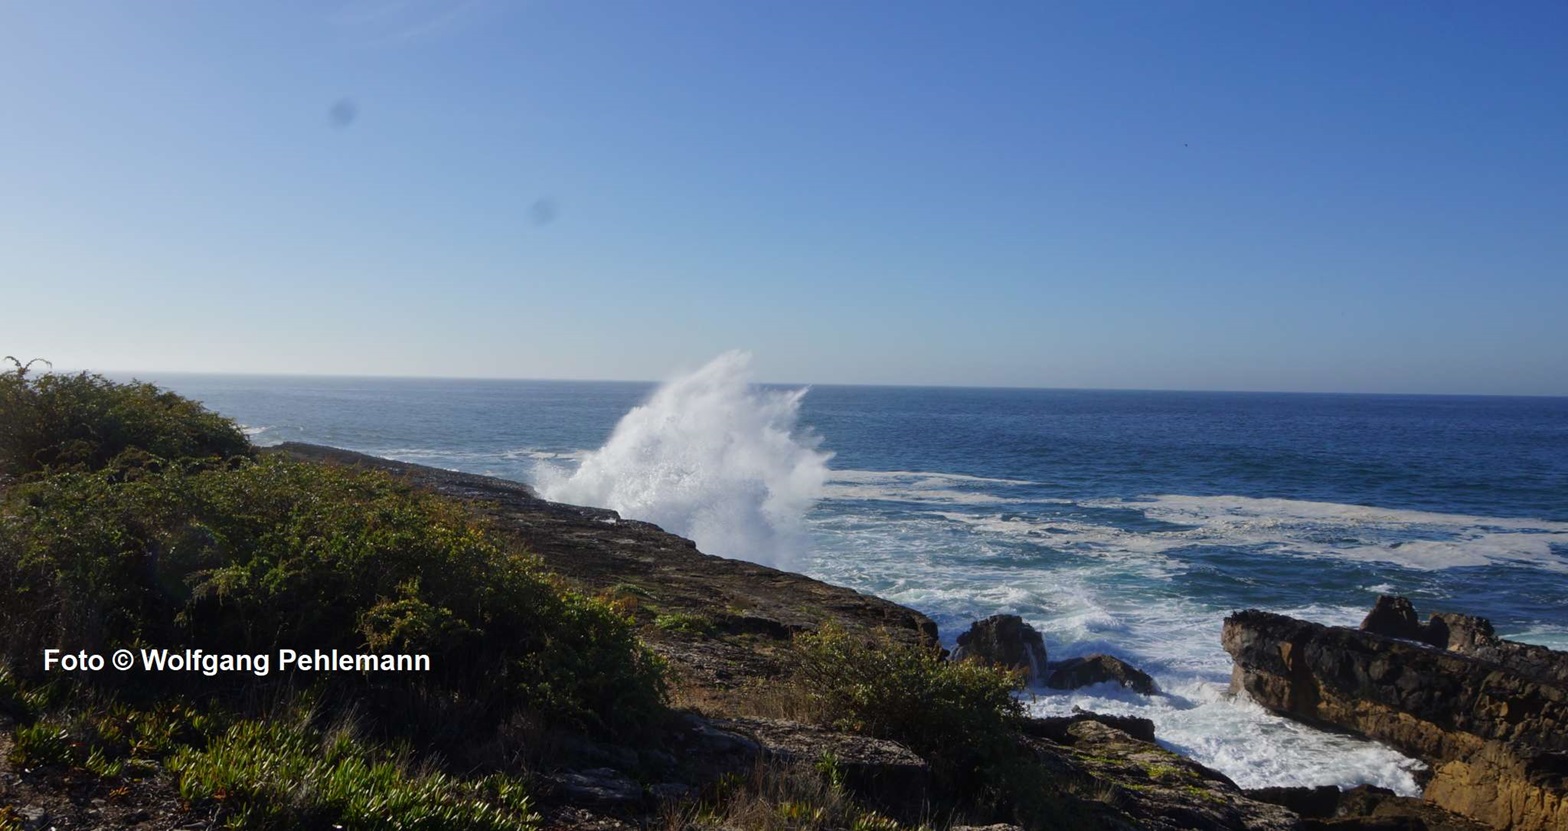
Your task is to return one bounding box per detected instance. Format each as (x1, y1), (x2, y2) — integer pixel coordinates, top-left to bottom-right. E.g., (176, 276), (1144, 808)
(142, 354), (1568, 794)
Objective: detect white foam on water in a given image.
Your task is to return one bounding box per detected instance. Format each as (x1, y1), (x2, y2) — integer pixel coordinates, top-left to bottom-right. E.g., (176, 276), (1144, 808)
(540, 351), (832, 567)
(940, 494), (1568, 573)
(1025, 678), (1426, 793)
(805, 496), (1433, 794)
(821, 469), (1046, 507)
(829, 469), (1038, 486)
(1504, 624), (1568, 651)
(1114, 494), (1568, 572)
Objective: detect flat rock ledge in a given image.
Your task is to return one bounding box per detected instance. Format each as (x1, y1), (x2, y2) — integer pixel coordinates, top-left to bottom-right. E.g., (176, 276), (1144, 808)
(1223, 597), (1568, 831)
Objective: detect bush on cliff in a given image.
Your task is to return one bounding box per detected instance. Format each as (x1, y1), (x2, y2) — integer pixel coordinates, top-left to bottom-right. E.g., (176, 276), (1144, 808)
(0, 360), (250, 480)
(0, 456), (665, 739)
(0, 366), (664, 746)
(793, 623), (1025, 788)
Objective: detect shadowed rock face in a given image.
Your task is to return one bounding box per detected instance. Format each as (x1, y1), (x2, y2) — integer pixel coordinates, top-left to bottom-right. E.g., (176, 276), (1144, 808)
(1223, 602), (1568, 831)
(1044, 719), (1301, 831)
(951, 614), (1048, 682)
(1046, 654), (1160, 696)
(1246, 785), (1489, 831)
(1360, 596), (1444, 647)
(713, 717), (931, 822)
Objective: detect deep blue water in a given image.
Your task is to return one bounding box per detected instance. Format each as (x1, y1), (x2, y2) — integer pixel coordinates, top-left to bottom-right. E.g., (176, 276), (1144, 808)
(138, 371), (1568, 791)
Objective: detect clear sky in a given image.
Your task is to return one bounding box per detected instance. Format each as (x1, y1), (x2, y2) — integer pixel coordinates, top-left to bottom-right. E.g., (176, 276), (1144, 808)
(4, 2), (1566, 395)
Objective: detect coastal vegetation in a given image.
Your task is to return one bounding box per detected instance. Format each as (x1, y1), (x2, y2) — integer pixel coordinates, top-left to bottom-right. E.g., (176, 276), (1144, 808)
(0, 364), (659, 829)
(7, 361), (1446, 830)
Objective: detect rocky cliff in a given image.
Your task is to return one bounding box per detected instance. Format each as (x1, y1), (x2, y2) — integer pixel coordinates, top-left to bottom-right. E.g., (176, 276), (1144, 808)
(1222, 599), (1568, 831)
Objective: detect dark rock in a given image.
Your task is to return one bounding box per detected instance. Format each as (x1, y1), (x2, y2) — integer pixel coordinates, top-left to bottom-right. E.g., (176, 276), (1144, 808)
(1429, 611), (1568, 687)
(18, 808), (49, 831)
(1360, 596), (1440, 646)
(714, 717), (930, 822)
(1245, 785), (1342, 818)
(1224, 603), (1568, 831)
(1047, 719), (1301, 830)
(1045, 654), (1159, 695)
(686, 719), (761, 756)
(951, 614), (1048, 682)
(550, 768), (643, 807)
(556, 734), (640, 771)
(647, 782), (693, 802)
(1024, 711), (1157, 744)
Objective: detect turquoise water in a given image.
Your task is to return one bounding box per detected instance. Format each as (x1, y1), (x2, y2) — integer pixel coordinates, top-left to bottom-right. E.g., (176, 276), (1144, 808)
(142, 360), (1568, 793)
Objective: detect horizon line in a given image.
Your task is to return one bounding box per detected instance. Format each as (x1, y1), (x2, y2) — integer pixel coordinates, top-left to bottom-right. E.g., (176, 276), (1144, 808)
(71, 366), (1568, 401)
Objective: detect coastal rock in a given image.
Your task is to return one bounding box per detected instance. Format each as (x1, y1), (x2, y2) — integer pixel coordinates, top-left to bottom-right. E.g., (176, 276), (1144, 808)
(1050, 719), (1301, 830)
(1427, 612), (1568, 686)
(951, 614), (1048, 682)
(1024, 711), (1158, 743)
(1223, 601), (1568, 831)
(714, 717), (931, 821)
(1247, 785), (1490, 830)
(1360, 596), (1441, 646)
(549, 768), (643, 807)
(1045, 654), (1160, 695)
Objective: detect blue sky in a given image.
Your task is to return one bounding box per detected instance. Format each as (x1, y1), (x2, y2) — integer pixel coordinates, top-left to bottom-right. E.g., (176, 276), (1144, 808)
(4, 1), (1566, 394)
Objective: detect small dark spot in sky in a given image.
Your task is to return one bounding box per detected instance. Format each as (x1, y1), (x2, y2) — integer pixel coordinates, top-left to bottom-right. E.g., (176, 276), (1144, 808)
(329, 98), (358, 128)
(530, 197), (559, 227)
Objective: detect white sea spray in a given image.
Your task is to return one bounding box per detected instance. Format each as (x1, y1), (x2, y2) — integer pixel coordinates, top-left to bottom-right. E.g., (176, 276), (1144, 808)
(540, 351), (831, 567)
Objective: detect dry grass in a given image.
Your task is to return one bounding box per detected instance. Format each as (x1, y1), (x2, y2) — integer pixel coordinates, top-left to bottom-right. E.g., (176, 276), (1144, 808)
(658, 758), (920, 831)
(666, 673), (827, 725)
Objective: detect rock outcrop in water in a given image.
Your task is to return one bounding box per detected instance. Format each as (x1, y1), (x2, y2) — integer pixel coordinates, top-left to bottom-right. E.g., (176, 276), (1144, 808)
(951, 614), (1049, 682)
(1046, 654), (1161, 696)
(1223, 597), (1568, 831)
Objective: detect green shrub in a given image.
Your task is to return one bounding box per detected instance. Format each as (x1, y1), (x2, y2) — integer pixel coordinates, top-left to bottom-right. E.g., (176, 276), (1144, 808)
(0, 360), (250, 479)
(792, 624), (1024, 790)
(0, 455), (665, 740)
(654, 612), (715, 636)
(6, 699), (213, 779)
(170, 717), (538, 831)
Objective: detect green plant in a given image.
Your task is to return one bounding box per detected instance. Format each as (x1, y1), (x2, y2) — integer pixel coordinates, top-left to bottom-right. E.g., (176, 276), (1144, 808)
(0, 360), (250, 479)
(666, 759), (920, 831)
(6, 698), (216, 778)
(792, 624), (1024, 783)
(0, 456), (666, 740)
(170, 717), (539, 831)
(654, 612), (715, 636)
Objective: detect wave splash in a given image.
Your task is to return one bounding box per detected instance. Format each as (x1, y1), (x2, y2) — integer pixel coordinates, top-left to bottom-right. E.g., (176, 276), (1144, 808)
(540, 351), (831, 567)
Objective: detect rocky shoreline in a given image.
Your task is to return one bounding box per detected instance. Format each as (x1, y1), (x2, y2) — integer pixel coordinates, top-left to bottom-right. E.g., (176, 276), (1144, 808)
(7, 442), (1558, 830)
(1225, 597), (1568, 831)
(267, 445), (1559, 830)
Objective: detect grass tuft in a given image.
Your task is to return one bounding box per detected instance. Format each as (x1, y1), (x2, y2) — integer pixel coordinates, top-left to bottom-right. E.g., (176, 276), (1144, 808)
(170, 716), (539, 831)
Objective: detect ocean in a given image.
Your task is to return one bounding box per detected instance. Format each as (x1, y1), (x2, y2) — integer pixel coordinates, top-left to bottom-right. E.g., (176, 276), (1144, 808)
(137, 354), (1568, 795)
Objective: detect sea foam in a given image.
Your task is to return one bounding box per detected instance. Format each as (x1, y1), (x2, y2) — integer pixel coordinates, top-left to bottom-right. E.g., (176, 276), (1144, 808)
(539, 351), (831, 567)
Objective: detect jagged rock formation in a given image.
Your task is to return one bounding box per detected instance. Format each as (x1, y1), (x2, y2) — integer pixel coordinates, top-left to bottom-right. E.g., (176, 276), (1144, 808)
(1223, 598), (1568, 831)
(1045, 654), (1160, 695)
(1040, 718), (1301, 830)
(1247, 785), (1490, 830)
(951, 614), (1049, 682)
(1359, 595), (1444, 646)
